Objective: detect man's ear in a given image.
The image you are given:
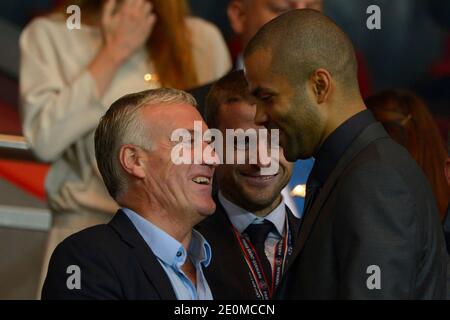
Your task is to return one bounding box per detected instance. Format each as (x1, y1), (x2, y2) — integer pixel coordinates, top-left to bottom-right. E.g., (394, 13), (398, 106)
(309, 68), (332, 104)
(227, 0), (246, 35)
(445, 158), (450, 186)
(119, 144), (146, 179)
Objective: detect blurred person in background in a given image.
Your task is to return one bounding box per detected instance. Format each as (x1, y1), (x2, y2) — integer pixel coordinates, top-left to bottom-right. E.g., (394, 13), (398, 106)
(227, 0), (323, 69)
(366, 89), (450, 220)
(226, 0), (371, 97)
(19, 0), (231, 295)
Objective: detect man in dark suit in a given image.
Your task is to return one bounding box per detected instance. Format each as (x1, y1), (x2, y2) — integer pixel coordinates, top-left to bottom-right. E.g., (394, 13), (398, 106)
(42, 88), (217, 299)
(244, 9), (448, 299)
(196, 70), (300, 300)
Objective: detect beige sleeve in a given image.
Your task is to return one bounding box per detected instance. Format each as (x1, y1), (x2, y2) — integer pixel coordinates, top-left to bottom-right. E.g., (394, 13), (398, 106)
(188, 17), (232, 84)
(19, 18), (104, 162)
(206, 21), (232, 80)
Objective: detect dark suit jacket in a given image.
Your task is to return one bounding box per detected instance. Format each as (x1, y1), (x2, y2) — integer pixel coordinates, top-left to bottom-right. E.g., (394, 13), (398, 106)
(277, 122), (448, 299)
(42, 210), (177, 300)
(196, 198), (301, 299)
(444, 205), (450, 255)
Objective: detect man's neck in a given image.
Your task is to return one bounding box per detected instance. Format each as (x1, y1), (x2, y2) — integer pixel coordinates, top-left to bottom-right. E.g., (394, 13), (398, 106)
(318, 102), (366, 151)
(221, 191), (282, 218)
(119, 197), (194, 251)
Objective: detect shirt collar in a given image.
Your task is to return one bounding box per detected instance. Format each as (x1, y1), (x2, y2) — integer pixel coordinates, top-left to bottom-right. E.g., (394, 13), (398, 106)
(122, 208), (211, 268)
(190, 229), (212, 267)
(235, 54), (244, 71)
(218, 191), (286, 236)
(310, 109), (376, 186)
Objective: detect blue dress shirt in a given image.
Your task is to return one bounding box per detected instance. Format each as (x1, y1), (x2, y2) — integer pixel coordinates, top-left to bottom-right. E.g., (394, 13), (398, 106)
(122, 208), (213, 300)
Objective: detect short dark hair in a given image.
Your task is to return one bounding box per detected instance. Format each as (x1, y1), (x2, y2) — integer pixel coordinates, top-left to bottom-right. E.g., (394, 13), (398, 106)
(205, 70), (253, 129)
(244, 9), (359, 92)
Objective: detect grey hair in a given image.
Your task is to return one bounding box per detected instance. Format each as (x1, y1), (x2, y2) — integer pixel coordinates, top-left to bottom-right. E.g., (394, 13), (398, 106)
(95, 88), (197, 199)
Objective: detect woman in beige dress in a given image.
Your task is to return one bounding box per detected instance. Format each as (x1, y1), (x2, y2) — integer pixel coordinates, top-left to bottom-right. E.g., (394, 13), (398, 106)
(19, 0), (231, 296)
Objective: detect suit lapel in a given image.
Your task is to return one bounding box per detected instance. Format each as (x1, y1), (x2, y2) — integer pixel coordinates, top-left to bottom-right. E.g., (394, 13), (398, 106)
(197, 199), (257, 299)
(286, 206), (301, 239)
(288, 123), (390, 270)
(109, 210), (177, 300)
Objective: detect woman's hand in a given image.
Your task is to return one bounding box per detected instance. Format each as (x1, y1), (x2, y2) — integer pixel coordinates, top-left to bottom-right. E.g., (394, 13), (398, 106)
(101, 0), (157, 63)
(89, 0), (157, 97)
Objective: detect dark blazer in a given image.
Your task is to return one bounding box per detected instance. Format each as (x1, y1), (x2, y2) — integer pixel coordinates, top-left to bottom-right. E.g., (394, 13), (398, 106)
(196, 198), (301, 299)
(42, 210), (177, 300)
(276, 122), (448, 299)
(444, 205), (450, 255)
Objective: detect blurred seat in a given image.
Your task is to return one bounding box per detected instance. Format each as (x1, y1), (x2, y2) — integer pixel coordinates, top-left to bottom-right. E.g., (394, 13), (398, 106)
(0, 134), (48, 201)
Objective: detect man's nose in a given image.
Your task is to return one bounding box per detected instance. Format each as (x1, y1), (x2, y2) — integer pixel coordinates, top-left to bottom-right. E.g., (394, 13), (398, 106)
(254, 103), (269, 126)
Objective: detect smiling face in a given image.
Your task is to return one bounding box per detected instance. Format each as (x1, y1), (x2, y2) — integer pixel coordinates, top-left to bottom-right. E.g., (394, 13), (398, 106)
(244, 48), (325, 161)
(141, 103), (216, 224)
(215, 99), (293, 215)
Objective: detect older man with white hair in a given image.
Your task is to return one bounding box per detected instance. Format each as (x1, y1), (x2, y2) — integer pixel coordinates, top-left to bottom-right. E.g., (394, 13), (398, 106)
(42, 88), (217, 300)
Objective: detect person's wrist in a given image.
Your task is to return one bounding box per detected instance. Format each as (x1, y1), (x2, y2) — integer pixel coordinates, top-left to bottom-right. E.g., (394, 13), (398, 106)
(102, 41), (128, 66)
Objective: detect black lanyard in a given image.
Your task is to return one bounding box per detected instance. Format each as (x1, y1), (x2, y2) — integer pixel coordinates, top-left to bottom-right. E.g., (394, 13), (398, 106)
(232, 218), (293, 299)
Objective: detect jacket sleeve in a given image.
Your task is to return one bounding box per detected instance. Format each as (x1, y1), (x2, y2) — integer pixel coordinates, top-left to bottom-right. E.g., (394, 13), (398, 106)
(333, 162), (419, 299)
(19, 18), (105, 162)
(41, 234), (123, 300)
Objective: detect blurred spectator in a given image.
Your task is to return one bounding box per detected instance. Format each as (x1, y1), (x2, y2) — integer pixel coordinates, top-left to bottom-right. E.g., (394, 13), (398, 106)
(227, 0), (372, 97)
(20, 0), (231, 294)
(366, 89), (450, 219)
